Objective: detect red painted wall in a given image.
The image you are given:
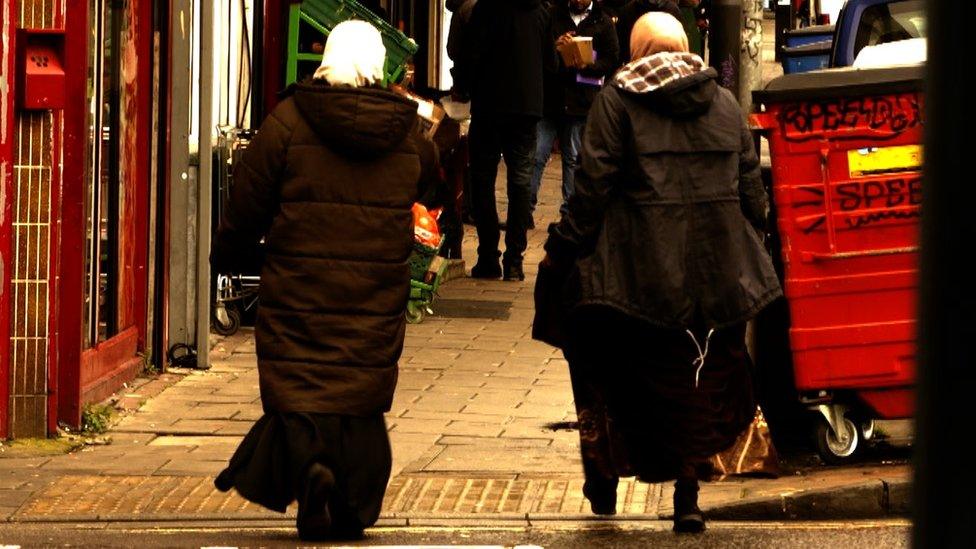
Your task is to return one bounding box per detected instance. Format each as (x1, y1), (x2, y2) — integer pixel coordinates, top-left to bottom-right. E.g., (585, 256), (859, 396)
(0, 0), (17, 439)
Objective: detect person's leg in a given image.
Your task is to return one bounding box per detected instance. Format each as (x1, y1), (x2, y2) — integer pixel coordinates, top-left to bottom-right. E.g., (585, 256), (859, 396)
(530, 118), (558, 219)
(557, 116), (585, 216)
(673, 459), (706, 533)
(499, 115), (537, 279)
(566, 311), (621, 515)
(327, 415), (393, 539)
(467, 114), (503, 277)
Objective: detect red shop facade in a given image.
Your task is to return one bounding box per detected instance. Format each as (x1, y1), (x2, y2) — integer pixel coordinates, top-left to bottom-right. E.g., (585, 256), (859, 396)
(0, 0), (155, 438)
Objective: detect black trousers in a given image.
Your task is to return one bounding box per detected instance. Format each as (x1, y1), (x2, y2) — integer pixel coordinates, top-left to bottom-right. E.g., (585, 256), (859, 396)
(468, 113), (537, 266)
(215, 413), (391, 531)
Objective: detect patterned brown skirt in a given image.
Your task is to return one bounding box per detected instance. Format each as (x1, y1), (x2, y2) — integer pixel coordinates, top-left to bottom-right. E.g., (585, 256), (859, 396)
(564, 306), (764, 487)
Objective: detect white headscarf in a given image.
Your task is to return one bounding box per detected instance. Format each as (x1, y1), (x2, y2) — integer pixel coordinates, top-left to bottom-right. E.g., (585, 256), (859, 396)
(313, 20), (387, 87)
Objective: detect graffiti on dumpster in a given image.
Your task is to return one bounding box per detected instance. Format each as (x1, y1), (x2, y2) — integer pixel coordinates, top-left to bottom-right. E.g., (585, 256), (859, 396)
(794, 176), (922, 234)
(837, 176), (922, 229)
(777, 94), (923, 142)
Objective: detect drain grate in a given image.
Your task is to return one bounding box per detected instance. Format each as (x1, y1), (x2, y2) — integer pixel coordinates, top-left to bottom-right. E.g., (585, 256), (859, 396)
(14, 475), (273, 519)
(383, 476), (657, 516)
(14, 475), (661, 520)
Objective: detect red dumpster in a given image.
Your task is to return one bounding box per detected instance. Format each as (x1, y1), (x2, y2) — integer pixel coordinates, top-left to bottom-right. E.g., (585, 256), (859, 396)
(753, 65), (924, 462)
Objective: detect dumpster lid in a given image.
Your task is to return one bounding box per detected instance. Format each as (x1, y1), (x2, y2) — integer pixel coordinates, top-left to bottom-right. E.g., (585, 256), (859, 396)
(785, 24), (835, 36)
(781, 41), (833, 55)
(754, 64), (924, 104)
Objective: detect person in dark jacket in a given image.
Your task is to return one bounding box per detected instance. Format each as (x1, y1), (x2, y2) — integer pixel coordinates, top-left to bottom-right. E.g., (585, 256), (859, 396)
(535, 12), (782, 533)
(455, 0), (554, 281)
(446, 0), (478, 99)
(614, 0), (682, 62)
(531, 0), (619, 220)
(211, 22), (438, 542)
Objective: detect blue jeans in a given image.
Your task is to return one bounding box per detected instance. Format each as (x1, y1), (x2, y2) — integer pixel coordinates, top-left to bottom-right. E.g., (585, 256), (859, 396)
(530, 116), (584, 217)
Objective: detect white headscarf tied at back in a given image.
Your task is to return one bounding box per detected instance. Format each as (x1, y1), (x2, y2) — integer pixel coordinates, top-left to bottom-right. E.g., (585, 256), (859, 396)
(314, 20), (387, 87)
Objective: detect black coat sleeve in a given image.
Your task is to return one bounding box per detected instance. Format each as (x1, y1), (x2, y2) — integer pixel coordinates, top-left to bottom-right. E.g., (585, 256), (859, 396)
(211, 109), (291, 273)
(454, 1), (490, 97)
(737, 118), (769, 232)
(543, 8), (558, 76)
(545, 88), (628, 263)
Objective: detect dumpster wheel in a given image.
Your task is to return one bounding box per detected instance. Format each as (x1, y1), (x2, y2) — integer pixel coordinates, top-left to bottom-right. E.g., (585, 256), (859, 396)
(212, 305), (241, 337)
(814, 415), (861, 465)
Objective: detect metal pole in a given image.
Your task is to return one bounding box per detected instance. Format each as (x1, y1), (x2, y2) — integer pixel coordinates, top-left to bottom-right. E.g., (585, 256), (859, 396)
(774, 0), (792, 61)
(709, 0), (743, 96)
(739, 0), (763, 111)
(196, 0), (215, 369)
(168, 0), (193, 353)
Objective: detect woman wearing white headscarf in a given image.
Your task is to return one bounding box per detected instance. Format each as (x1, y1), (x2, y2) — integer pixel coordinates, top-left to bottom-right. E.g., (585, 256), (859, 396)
(213, 21), (438, 541)
(536, 12), (781, 533)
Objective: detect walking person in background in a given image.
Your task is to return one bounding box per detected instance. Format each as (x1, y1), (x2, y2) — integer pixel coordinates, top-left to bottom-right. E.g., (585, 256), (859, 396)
(211, 21), (438, 542)
(535, 12), (782, 533)
(454, 0), (554, 281)
(531, 0), (619, 220)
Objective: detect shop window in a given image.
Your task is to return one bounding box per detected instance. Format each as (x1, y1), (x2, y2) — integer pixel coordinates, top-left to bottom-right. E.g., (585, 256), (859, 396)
(83, 0), (122, 347)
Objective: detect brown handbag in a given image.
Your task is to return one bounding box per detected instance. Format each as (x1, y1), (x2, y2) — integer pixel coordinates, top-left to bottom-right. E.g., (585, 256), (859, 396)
(710, 408), (781, 480)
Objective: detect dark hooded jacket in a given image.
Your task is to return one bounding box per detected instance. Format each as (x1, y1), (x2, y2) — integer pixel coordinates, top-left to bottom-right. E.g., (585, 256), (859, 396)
(460, 0), (555, 117)
(543, 61), (782, 332)
(212, 82), (438, 415)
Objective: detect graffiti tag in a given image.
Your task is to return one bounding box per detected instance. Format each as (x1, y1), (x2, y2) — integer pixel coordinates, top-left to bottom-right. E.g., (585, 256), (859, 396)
(778, 94), (923, 142)
(837, 176), (922, 229)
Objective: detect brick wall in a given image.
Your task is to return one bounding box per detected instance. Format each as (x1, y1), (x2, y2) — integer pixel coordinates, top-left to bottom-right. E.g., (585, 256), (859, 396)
(8, 0), (61, 438)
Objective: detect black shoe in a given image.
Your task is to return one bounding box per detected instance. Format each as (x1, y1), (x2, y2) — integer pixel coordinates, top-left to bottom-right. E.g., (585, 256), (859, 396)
(673, 478), (705, 534)
(471, 259), (502, 279)
(583, 480), (617, 516)
(503, 263), (525, 281)
(297, 463), (336, 541)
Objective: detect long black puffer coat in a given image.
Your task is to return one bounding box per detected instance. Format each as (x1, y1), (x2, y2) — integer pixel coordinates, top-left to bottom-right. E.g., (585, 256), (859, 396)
(213, 81), (437, 415)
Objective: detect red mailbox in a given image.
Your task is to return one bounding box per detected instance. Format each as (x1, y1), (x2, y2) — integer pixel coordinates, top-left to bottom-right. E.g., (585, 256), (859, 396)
(16, 28), (66, 110)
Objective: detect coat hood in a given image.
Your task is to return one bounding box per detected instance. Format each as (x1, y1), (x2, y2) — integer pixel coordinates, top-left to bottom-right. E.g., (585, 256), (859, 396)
(612, 52), (719, 118)
(292, 82), (418, 159)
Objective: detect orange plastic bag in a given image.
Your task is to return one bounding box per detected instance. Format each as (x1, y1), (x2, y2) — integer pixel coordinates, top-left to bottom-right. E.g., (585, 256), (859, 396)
(412, 203), (442, 248)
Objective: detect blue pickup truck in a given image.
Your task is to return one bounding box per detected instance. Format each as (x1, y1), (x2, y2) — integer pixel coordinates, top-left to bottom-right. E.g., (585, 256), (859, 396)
(781, 0), (925, 73)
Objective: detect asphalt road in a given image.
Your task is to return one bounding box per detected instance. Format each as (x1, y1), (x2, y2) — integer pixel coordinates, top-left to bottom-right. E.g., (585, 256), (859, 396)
(0, 519), (911, 548)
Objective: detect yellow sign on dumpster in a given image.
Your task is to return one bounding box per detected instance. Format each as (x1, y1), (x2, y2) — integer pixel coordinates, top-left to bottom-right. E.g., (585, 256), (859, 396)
(848, 145), (923, 178)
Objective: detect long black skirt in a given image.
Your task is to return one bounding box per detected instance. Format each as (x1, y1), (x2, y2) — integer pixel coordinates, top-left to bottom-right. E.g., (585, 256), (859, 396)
(214, 413), (391, 530)
(564, 306), (755, 486)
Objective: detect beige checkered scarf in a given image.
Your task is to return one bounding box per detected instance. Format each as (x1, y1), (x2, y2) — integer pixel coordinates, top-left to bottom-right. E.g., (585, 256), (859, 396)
(612, 52), (707, 94)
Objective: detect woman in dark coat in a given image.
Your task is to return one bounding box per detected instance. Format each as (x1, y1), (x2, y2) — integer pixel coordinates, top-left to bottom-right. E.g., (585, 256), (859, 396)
(536, 12), (782, 533)
(211, 21), (437, 541)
